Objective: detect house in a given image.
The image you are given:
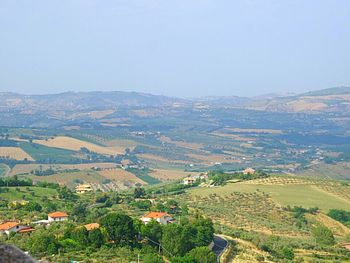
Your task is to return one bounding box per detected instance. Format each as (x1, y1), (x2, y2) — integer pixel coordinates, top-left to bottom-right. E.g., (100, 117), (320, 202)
(243, 168), (256, 175)
(183, 177), (196, 185)
(0, 222), (29, 235)
(141, 212), (173, 225)
(75, 184), (93, 194)
(48, 211), (68, 222)
(84, 223), (100, 231)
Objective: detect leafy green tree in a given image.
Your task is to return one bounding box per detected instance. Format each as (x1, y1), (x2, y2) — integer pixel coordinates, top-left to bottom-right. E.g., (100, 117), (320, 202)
(142, 220), (163, 243)
(134, 187), (146, 198)
(187, 246), (217, 263)
(312, 225), (335, 246)
(30, 231), (58, 256)
(143, 253), (164, 263)
(100, 212), (136, 246)
(162, 224), (190, 256)
(281, 247), (294, 260)
(71, 227), (89, 247)
(89, 228), (104, 248)
(192, 217), (214, 247)
(25, 201), (42, 212)
(71, 201), (88, 222)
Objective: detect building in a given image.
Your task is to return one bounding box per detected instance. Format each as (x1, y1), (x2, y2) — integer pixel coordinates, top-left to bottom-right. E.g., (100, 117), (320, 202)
(48, 211), (68, 222)
(183, 177), (196, 185)
(0, 222), (29, 235)
(75, 184), (93, 194)
(84, 223), (100, 231)
(243, 168), (256, 175)
(141, 212), (173, 225)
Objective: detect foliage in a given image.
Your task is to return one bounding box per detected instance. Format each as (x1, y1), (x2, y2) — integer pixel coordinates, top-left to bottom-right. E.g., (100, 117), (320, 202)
(100, 212), (136, 246)
(312, 225), (335, 247)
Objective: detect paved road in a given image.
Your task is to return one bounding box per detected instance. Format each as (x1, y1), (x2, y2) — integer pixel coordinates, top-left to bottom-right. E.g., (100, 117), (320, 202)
(212, 235), (228, 261)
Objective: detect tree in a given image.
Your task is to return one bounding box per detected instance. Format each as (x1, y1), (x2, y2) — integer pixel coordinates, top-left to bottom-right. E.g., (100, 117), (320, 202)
(142, 220), (163, 244)
(100, 212), (136, 246)
(312, 225), (335, 246)
(162, 224), (190, 257)
(71, 202), (88, 222)
(30, 231), (58, 256)
(187, 246), (217, 263)
(25, 201), (42, 212)
(191, 217), (214, 247)
(281, 247), (294, 260)
(134, 187), (146, 198)
(71, 227), (89, 247)
(89, 228), (104, 248)
(143, 253), (164, 263)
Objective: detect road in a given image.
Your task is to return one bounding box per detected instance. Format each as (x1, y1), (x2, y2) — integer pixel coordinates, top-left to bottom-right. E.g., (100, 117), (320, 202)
(212, 235), (228, 262)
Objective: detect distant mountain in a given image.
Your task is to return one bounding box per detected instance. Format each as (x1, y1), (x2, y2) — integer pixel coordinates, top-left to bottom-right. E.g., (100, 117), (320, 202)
(0, 91), (188, 111)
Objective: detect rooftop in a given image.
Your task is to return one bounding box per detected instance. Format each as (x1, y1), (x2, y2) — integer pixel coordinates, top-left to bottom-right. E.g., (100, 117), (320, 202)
(143, 212), (169, 219)
(0, 222), (19, 231)
(48, 211), (68, 218)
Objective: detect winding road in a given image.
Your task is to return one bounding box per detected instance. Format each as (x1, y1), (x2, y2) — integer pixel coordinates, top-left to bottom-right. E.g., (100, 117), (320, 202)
(212, 235), (228, 262)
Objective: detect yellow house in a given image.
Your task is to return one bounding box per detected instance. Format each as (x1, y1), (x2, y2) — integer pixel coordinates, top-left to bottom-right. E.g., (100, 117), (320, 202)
(75, 184), (93, 194)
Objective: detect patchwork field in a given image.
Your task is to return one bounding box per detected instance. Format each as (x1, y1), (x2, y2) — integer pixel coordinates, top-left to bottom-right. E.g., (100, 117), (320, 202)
(0, 147), (34, 161)
(33, 136), (124, 155)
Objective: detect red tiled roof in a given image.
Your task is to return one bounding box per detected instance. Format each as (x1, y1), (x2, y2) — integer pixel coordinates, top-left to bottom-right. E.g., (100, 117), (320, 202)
(143, 212), (169, 219)
(0, 222), (19, 231)
(48, 211), (68, 218)
(18, 227), (35, 233)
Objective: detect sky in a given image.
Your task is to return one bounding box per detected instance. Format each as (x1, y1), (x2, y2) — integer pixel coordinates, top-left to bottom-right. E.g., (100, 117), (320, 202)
(1, 0), (350, 98)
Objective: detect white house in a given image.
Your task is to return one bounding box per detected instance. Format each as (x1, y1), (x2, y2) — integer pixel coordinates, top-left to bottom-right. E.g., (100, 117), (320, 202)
(48, 211), (68, 222)
(0, 222), (29, 235)
(141, 212), (173, 225)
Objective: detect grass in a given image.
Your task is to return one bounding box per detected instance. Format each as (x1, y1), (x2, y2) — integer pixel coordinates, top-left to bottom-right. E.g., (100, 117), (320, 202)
(191, 182), (350, 211)
(27, 170), (104, 188)
(0, 164), (9, 176)
(0, 186), (58, 202)
(19, 141), (77, 163)
(126, 168), (161, 185)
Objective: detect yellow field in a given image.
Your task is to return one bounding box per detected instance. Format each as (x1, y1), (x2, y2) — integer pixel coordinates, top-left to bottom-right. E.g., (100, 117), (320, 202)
(98, 168), (146, 185)
(150, 169), (199, 181)
(0, 147), (34, 161)
(33, 136), (124, 155)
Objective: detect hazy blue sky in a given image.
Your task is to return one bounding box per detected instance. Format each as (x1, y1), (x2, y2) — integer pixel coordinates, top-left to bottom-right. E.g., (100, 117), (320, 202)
(1, 0), (349, 97)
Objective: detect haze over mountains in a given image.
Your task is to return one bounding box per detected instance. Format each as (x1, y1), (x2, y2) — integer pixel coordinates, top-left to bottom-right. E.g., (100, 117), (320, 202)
(1, 87), (350, 114)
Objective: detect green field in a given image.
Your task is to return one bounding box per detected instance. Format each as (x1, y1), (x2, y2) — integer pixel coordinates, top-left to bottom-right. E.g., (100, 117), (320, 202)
(0, 164), (9, 176)
(191, 182), (350, 211)
(0, 186), (58, 202)
(19, 141), (77, 163)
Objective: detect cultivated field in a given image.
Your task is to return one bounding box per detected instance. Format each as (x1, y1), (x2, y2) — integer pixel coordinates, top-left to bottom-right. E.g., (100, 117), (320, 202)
(0, 147), (34, 161)
(9, 163), (119, 176)
(98, 168), (147, 185)
(33, 136), (124, 155)
(191, 180), (350, 211)
(0, 164), (9, 176)
(150, 169), (199, 181)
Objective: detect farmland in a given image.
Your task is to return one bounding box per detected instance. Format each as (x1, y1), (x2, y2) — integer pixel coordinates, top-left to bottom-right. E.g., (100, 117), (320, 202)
(0, 147), (34, 161)
(33, 136), (124, 155)
(190, 178), (350, 211)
